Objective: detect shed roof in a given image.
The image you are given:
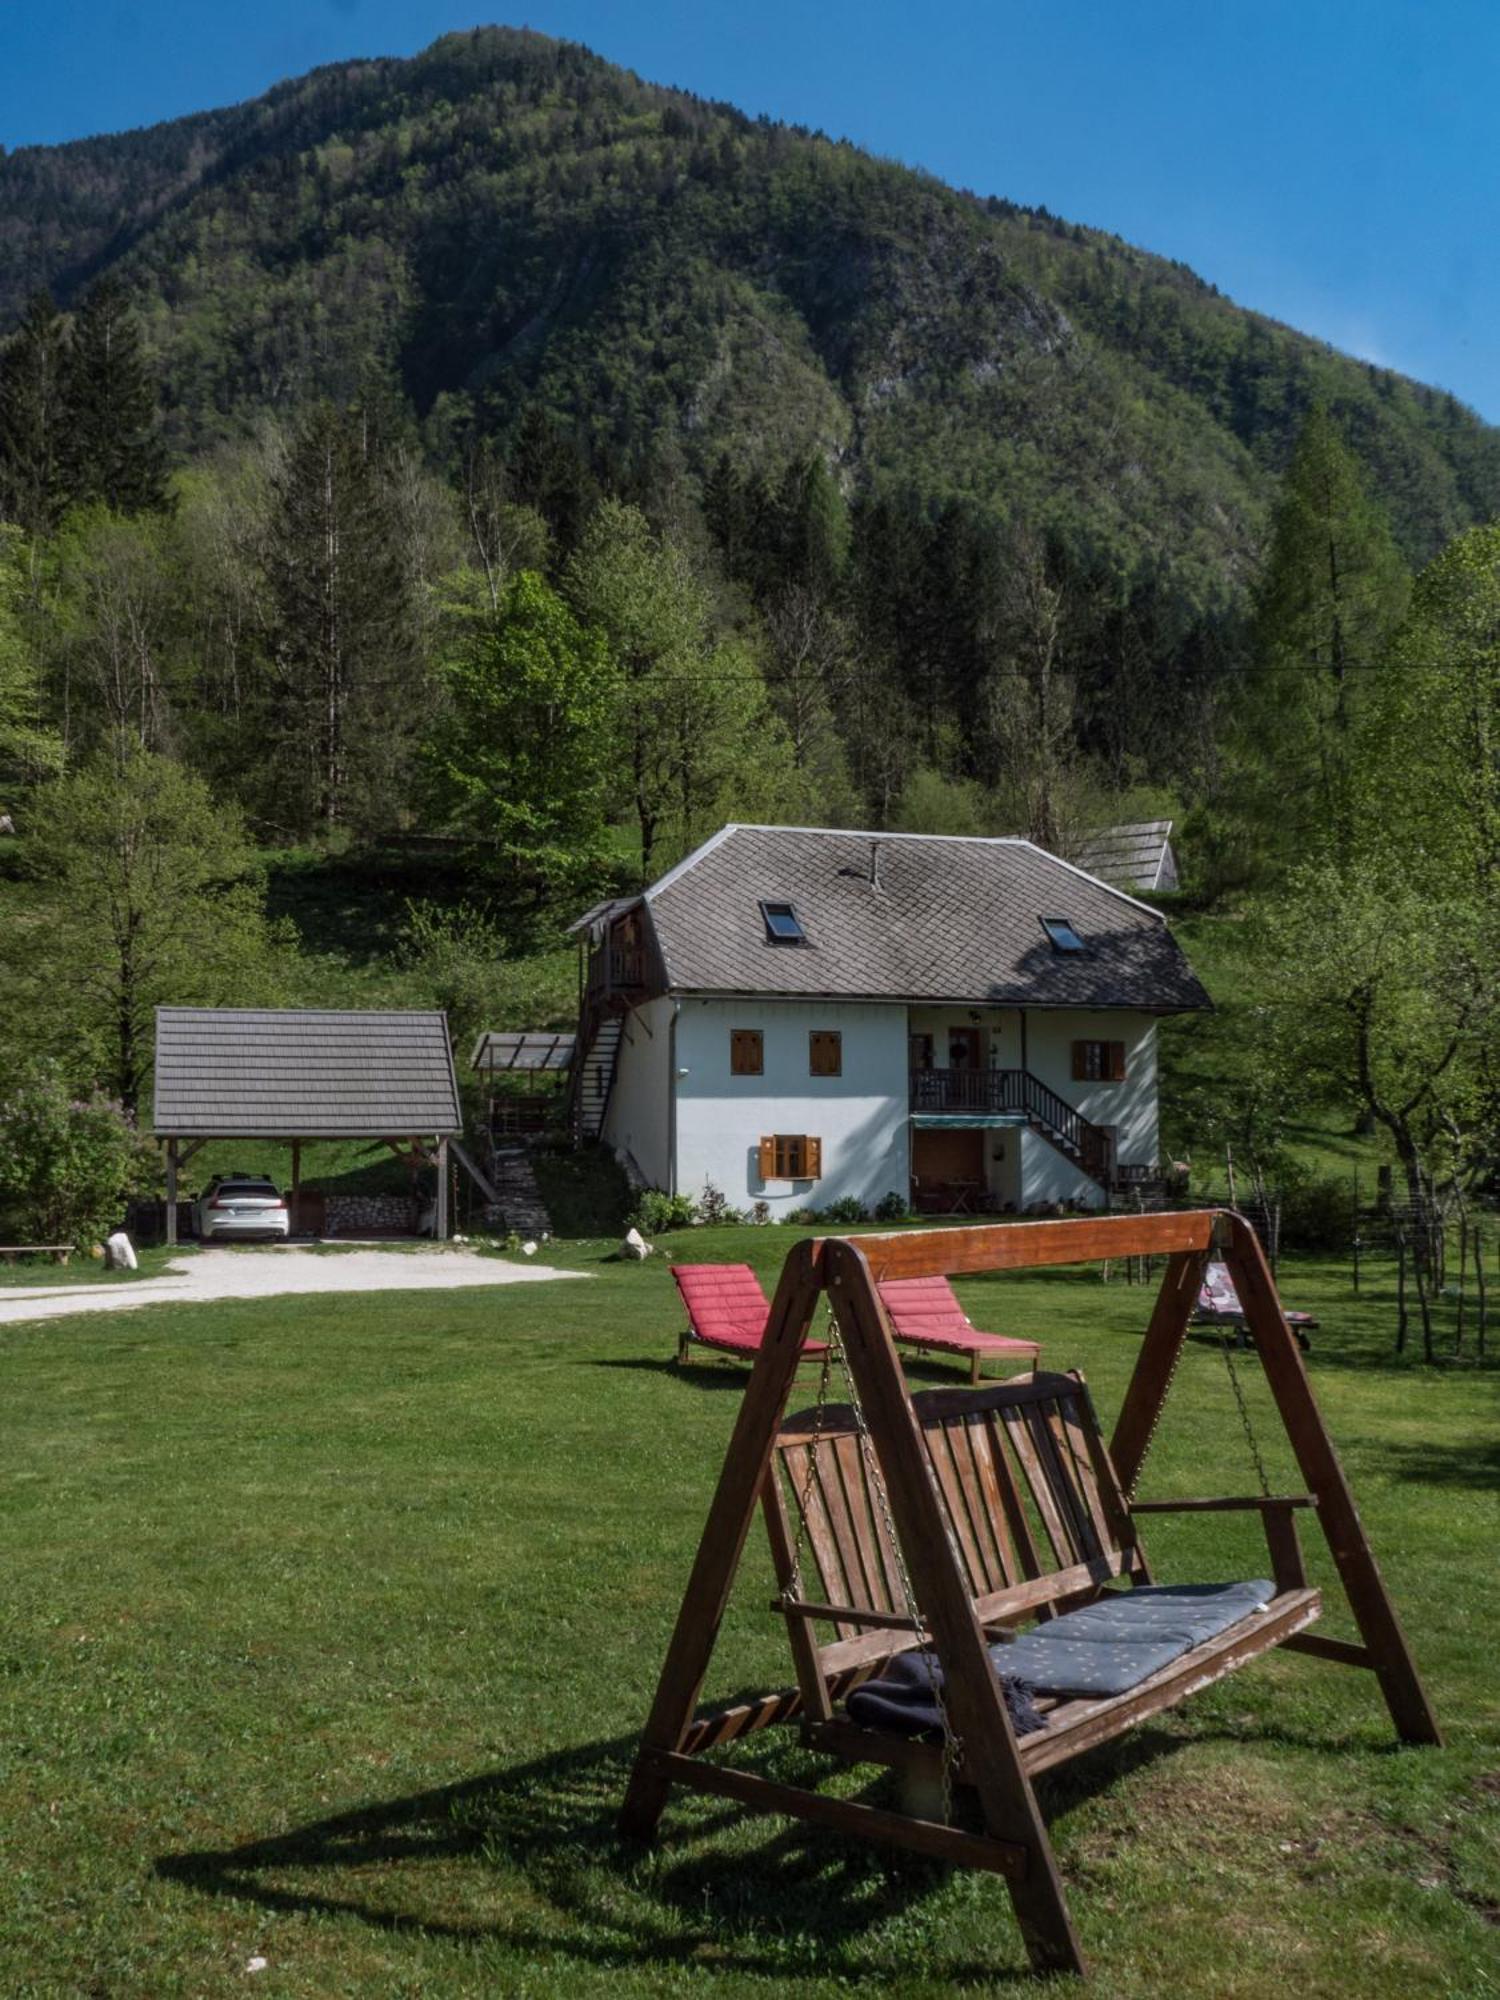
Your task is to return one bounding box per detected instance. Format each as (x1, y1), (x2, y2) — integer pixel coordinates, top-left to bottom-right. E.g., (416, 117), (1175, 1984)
(1069, 820), (1178, 893)
(472, 1030), (576, 1073)
(153, 1008), (462, 1138)
(635, 825), (1208, 1012)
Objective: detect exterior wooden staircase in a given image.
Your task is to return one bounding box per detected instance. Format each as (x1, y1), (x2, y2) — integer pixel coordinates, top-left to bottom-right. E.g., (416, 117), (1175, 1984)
(910, 1067), (1117, 1189)
(569, 1011), (623, 1142)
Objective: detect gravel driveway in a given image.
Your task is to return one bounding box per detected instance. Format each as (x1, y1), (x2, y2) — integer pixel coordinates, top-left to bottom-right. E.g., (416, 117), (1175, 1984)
(0, 1244), (582, 1328)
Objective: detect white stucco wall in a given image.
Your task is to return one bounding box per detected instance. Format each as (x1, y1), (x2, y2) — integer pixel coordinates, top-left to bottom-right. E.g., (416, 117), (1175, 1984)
(673, 999), (910, 1214)
(607, 994), (1161, 1215)
(601, 996), (675, 1188)
(1019, 1011), (1158, 1209)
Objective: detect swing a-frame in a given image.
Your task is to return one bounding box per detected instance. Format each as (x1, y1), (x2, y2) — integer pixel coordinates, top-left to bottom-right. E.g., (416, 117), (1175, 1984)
(619, 1210), (1441, 1979)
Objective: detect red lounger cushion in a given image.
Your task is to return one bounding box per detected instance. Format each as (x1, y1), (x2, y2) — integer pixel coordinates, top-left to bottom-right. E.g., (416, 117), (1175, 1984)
(672, 1263), (829, 1356)
(876, 1276), (1039, 1359)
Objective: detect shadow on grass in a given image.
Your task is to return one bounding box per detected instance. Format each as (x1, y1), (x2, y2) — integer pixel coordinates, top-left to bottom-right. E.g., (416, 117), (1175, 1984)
(1376, 1435), (1500, 1491)
(155, 1729), (995, 1981)
(594, 1356), (751, 1393)
(154, 1721), (1185, 1983)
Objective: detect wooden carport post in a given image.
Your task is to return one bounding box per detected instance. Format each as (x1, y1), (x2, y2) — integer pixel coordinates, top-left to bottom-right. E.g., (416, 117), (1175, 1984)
(164, 1138), (178, 1246)
(435, 1137), (449, 1241)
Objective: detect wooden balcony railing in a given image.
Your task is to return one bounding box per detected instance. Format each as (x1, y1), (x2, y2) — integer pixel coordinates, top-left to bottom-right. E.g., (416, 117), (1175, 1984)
(909, 1068), (1116, 1187)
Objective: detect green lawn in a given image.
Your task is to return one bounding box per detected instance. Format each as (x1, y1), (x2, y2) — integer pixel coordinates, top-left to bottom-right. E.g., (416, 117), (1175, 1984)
(1, 1230), (1496, 1997)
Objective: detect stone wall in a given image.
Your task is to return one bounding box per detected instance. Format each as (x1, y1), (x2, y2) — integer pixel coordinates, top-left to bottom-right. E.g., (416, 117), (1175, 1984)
(324, 1193), (422, 1236)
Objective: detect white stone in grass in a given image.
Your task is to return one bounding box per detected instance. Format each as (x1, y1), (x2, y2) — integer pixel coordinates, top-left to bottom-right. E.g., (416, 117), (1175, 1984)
(522, 1240), (538, 1256)
(104, 1231), (138, 1271)
(245, 1956), (268, 1974)
(620, 1227), (653, 1260)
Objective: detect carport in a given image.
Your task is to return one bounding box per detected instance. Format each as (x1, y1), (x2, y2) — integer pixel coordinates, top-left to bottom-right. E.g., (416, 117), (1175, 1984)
(152, 1007), (464, 1245)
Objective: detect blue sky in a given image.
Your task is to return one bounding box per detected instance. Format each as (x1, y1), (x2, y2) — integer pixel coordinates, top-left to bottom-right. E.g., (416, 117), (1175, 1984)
(4, 1), (1496, 419)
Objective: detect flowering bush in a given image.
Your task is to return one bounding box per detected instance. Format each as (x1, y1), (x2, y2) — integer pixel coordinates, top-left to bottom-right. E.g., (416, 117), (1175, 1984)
(0, 1064), (157, 1247)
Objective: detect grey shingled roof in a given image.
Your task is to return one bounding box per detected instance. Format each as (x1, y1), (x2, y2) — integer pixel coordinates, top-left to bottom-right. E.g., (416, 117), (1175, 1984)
(154, 1008), (462, 1137)
(1070, 820), (1179, 893)
(641, 826), (1209, 1011)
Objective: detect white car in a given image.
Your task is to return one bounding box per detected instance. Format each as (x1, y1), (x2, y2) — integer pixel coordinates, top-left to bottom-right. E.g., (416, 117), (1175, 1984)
(195, 1174), (290, 1241)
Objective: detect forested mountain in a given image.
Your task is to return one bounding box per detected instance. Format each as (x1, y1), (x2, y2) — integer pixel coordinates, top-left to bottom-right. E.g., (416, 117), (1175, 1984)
(2, 23), (1495, 603)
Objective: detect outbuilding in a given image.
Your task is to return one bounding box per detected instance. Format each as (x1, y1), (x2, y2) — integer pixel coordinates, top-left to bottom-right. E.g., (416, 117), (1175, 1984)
(152, 1007), (463, 1243)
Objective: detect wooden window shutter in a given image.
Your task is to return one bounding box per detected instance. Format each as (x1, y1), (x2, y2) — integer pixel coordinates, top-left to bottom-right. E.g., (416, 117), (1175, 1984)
(1110, 1041), (1127, 1082)
(809, 1030), (841, 1076)
(1072, 1041), (1088, 1083)
(757, 1135), (776, 1179)
(731, 1028), (763, 1076)
(806, 1136), (823, 1178)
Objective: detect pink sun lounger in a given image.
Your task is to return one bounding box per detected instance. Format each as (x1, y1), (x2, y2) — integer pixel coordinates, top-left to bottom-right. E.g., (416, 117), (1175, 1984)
(672, 1263), (1038, 1382)
(1196, 1260), (1317, 1350)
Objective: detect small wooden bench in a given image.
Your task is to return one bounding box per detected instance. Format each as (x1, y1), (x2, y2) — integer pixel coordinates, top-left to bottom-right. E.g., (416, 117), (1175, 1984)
(0, 1244), (72, 1265)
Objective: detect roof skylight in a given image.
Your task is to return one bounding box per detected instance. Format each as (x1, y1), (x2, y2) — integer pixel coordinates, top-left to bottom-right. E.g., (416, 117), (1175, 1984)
(761, 900), (807, 944)
(1041, 916), (1085, 954)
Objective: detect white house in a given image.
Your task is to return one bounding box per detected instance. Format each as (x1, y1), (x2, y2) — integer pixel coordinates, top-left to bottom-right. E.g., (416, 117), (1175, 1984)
(566, 824), (1210, 1216)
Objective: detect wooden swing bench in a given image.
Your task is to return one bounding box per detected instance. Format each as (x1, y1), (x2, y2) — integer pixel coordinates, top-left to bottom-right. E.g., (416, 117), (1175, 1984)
(621, 1209), (1442, 1979)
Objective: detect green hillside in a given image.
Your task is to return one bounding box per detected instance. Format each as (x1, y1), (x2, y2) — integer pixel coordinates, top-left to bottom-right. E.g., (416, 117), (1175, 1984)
(2, 24), (1496, 601)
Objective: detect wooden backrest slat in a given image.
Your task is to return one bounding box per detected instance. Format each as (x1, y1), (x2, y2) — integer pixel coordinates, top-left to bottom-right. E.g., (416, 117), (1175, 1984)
(784, 1444), (856, 1633)
(1032, 1400), (1103, 1564)
(1054, 1398), (1114, 1558)
(772, 1368), (1134, 1638)
(983, 1410), (1047, 1583)
(1000, 1405), (1075, 1569)
(831, 1433), (893, 1613)
(954, 1415), (1018, 1590)
(927, 1422), (991, 1594)
(813, 1445), (874, 1620)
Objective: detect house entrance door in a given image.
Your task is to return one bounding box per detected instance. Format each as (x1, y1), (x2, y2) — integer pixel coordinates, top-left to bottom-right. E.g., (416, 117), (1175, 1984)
(947, 1027), (981, 1070)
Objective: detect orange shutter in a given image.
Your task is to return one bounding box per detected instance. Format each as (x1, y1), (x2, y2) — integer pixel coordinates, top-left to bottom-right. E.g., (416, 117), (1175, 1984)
(1110, 1041), (1127, 1082)
(806, 1136), (823, 1178)
(1072, 1041), (1088, 1082)
(757, 1135), (776, 1179)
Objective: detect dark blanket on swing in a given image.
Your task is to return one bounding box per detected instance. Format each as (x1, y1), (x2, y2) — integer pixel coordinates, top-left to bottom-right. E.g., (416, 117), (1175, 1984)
(845, 1580), (1279, 1734)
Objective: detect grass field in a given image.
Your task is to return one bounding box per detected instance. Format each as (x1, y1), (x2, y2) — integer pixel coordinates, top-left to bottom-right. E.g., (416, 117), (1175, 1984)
(1, 1229), (1496, 1997)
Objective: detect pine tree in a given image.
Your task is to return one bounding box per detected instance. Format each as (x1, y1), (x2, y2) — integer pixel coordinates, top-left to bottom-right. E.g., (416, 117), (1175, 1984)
(0, 291), (71, 535)
(261, 401), (419, 835)
(1237, 406), (1409, 868)
(63, 278), (170, 516)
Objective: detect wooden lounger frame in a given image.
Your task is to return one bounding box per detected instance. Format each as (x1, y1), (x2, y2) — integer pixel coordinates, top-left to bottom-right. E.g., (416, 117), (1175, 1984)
(619, 1209), (1441, 1979)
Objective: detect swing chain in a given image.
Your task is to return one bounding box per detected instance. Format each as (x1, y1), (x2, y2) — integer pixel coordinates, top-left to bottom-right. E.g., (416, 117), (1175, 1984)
(783, 1331), (836, 1606)
(1122, 1332), (1184, 1502)
(1218, 1329), (1274, 1500)
(821, 1300), (963, 1826)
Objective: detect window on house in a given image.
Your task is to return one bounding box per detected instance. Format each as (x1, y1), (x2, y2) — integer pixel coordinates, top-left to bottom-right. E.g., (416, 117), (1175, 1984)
(1042, 916), (1086, 954)
(809, 1030), (842, 1077)
(758, 1134), (823, 1180)
(908, 1033), (934, 1072)
(1072, 1039), (1127, 1082)
(761, 900), (807, 943)
(730, 1028), (764, 1076)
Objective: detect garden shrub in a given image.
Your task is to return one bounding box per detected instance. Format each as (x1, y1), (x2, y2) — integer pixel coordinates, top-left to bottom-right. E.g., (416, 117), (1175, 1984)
(697, 1181), (745, 1226)
(0, 1063), (156, 1247)
(818, 1195), (868, 1224)
(873, 1191), (908, 1223)
(630, 1189), (698, 1233)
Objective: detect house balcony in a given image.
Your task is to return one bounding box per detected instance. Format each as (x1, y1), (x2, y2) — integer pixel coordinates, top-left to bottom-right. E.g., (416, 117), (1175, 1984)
(909, 1067), (1027, 1117)
(909, 1067), (1115, 1189)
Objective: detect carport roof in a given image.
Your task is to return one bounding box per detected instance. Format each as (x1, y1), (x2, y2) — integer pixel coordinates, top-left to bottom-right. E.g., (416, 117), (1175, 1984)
(153, 1007), (462, 1139)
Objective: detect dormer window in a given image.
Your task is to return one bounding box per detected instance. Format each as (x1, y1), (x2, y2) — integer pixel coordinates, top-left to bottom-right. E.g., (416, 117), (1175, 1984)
(761, 900), (807, 944)
(1042, 916), (1085, 954)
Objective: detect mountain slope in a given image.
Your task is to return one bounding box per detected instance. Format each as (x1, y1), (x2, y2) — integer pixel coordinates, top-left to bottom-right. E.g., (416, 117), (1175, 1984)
(2, 26), (1495, 597)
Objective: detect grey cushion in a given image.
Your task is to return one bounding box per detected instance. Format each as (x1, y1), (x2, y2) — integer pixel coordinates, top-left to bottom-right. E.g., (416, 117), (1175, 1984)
(994, 1580), (1277, 1698)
